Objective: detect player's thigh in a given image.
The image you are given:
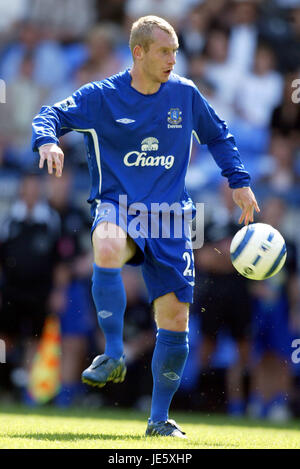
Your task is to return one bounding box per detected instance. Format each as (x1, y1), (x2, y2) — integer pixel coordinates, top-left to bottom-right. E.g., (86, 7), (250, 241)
(153, 292), (189, 332)
(92, 221), (136, 266)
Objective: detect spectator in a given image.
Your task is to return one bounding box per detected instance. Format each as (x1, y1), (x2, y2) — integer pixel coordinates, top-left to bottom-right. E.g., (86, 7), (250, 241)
(27, 0), (97, 41)
(234, 43), (283, 128)
(261, 5), (300, 73)
(197, 0), (228, 27)
(124, 0), (194, 29)
(257, 133), (299, 197)
(202, 27), (243, 124)
(0, 20), (68, 87)
(227, 0), (259, 73)
(179, 4), (210, 58)
(231, 43), (283, 155)
(0, 51), (49, 169)
(96, 0), (126, 25)
(194, 182), (252, 416)
(79, 23), (125, 83)
(248, 197), (300, 421)
(271, 72), (300, 147)
(0, 0), (26, 38)
(0, 173), (60, 401)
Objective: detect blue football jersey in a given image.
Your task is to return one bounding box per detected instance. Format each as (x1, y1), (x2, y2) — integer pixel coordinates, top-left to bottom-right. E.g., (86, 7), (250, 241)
(32, 69), (250, 209)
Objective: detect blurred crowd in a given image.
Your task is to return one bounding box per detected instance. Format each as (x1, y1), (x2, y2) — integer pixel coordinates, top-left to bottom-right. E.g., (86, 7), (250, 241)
(0, 0), (300, 421)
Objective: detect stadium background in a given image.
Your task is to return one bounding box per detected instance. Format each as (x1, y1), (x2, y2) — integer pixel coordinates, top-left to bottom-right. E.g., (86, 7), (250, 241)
(0, 0), (299, 419)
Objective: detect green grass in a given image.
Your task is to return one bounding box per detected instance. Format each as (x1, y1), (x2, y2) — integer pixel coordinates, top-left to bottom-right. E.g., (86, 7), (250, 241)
(0, 404), (300, 449)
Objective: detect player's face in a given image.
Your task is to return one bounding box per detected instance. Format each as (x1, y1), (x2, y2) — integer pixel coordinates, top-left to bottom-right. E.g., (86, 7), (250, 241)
(142, 28), (179, 84)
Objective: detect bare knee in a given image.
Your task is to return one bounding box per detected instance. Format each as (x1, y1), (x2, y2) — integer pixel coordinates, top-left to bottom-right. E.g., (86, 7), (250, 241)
(154, 292), (189, 332)
(95, 240), (127, 267)
(93, 223), (129, 268)
(168, 310), (189, 331)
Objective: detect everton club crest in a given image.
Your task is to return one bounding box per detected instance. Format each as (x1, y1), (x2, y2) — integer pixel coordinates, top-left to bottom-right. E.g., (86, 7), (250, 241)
(167, 108), (182, 128)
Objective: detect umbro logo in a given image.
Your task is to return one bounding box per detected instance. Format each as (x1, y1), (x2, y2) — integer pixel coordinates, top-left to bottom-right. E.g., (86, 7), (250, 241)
(98, 310), (113, 319)
(163, 371), (180, 381)
(116, 118), (135, 124)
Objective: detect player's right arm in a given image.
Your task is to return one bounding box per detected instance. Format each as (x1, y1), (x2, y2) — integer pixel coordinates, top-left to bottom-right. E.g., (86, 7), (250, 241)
(32, 82), (101, 176)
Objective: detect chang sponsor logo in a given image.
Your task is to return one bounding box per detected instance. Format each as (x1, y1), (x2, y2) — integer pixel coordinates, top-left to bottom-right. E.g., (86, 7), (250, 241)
(141, 137), (159, 151)
(123, 137), (175, 169)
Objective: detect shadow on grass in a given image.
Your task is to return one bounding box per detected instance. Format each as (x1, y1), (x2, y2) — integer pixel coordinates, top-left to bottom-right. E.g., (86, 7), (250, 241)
(5, 432), (239, 448)
(1, 404), (300, 432)
(7, 432), (145, 442)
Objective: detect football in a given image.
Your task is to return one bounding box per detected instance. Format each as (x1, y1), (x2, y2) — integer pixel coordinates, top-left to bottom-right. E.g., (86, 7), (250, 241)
(230, 223), (287, 280)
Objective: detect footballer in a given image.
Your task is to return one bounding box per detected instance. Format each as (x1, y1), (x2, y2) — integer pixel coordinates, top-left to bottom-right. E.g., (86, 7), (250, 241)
(32, 16), (259, 438)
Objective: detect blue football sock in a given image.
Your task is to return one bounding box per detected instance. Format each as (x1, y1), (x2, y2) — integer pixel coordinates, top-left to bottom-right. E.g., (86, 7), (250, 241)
(150, 328), (189, 423)
(92, 264), (126, 359)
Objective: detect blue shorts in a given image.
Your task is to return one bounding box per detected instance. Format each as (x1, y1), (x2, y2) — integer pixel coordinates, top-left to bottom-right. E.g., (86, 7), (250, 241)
(90, 200), (195, 304)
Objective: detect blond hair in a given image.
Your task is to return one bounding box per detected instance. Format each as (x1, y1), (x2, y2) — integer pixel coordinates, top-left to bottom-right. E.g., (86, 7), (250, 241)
(129, 16), (177, 57)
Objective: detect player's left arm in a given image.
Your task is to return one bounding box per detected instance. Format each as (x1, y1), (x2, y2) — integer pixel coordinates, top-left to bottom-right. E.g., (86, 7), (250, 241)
(192, 86), (260, 225)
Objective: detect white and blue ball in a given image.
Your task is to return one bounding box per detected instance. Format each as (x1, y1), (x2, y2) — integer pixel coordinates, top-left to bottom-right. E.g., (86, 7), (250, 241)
(230, 223), (287, 280)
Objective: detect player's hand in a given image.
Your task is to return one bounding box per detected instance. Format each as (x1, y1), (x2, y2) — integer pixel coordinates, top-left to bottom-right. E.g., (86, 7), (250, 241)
(38, 143), (64, 178)
(232, 186), (260, 225)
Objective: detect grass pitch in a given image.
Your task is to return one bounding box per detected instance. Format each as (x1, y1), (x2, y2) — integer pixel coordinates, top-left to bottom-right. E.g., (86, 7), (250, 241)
(0, 404), (300, 449)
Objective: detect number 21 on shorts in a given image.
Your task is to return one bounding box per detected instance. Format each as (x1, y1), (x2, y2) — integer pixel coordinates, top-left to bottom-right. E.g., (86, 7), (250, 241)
(182, 251), (195, 278)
